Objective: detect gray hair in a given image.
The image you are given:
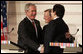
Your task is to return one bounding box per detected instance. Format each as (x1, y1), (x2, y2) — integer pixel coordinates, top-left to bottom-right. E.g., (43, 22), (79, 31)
(44, 9), (52, 17)
(25, 3), (36, 11)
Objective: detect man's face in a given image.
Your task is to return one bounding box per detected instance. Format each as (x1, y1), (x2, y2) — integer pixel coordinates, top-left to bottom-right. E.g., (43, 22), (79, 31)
(26, 5), (37, 20)
(44, 11), (51, 23)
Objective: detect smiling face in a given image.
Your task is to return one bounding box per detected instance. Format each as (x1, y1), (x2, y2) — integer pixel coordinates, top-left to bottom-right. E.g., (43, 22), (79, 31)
(44, 11), (51, 23)
(25, 5), (37, 20)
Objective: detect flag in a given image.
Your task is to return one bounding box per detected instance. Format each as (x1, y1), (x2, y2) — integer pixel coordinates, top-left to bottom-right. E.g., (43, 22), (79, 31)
(1, 1), (8, 41)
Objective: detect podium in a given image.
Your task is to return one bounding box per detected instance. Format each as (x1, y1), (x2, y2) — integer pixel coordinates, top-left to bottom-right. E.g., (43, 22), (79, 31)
(1, 41), (82, 53)
(1, 41), (24, 53)
(1, 44), (24, 53)
(63, 47), (82, 53)
(1, 44), (82, 53)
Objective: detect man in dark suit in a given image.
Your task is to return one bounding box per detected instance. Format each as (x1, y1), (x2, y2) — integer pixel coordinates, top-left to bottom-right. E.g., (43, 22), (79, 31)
(17, 3), (43, 53)
(44, 4), (70, 53)
(42, 9), (52, 44)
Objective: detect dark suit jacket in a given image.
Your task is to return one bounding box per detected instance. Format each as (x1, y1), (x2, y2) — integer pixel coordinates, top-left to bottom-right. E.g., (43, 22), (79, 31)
(17, 17), (42, 53)
(44, 18), (69, 53)
(42, 25), (48, 44)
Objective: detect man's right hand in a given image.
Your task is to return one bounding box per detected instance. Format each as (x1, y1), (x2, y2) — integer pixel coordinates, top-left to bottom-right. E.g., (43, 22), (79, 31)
(40, 46), (44, 53)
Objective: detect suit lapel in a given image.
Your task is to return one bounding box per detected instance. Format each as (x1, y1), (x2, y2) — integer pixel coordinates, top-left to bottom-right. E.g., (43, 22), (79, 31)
(25, 17), (36, 33)
(34, 20), (39, 37)
(34, 20), (38, 29)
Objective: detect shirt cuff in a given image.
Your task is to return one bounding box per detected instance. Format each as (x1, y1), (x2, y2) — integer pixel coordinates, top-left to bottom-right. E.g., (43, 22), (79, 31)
(37, 44), (43, 51)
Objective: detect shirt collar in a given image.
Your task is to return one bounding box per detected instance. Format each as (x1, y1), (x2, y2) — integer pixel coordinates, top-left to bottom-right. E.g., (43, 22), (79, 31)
(54, 16), (59, 20)
(27, 16), (34, 22)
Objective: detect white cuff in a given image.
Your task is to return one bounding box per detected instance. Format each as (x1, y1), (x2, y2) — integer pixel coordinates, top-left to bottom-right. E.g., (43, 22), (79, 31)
(37, 44), (43, 51)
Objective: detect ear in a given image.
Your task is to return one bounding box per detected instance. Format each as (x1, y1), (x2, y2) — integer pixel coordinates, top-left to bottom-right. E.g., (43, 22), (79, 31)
(54, 11), (56, 15)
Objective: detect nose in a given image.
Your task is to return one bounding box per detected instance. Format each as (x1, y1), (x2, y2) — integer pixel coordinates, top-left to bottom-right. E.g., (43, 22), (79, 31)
(33, 11), (36, 15)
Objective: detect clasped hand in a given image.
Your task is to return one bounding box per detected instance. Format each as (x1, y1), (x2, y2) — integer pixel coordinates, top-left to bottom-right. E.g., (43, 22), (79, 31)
(40, 45), (44, 53)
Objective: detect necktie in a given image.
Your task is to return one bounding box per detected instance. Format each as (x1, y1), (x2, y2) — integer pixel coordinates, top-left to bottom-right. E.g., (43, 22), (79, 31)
(32, 21), (38, 37)
(32, 21), (36, 30)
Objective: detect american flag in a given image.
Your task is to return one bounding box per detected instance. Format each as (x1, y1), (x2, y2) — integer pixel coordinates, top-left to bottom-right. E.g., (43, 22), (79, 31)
(1, 1), (8, 40)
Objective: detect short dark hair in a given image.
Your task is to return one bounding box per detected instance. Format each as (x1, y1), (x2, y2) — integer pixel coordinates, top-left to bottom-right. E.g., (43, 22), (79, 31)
(44, 9), (52, 17)
(53, 4), (65, 18)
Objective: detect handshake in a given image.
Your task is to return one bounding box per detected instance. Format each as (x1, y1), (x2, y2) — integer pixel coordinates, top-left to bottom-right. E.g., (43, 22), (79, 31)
(38, 44), (44, 53)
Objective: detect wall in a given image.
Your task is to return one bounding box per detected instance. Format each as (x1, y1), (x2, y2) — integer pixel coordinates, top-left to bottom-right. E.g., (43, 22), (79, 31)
(7, 1), (18, 43)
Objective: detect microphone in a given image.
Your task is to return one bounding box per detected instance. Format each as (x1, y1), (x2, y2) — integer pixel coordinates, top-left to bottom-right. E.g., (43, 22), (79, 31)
(69, 28), (79, 43)
(8, 28), (14, 34)
(71, 28), (79, 35)
(1, 28), (14, 35)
